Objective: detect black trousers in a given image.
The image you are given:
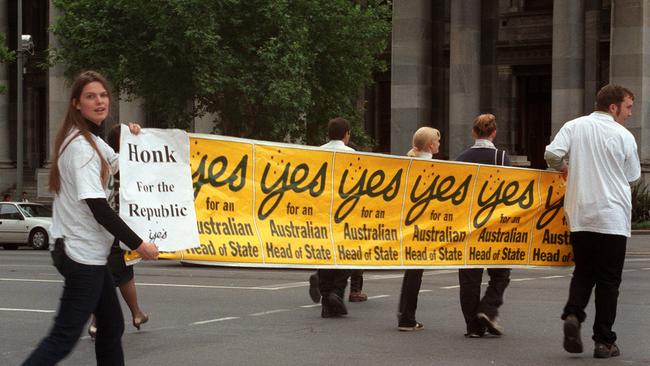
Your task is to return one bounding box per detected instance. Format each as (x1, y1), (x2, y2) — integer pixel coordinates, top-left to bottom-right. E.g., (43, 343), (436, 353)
(397, 269), (423, 324)
(562, 231), (626, 345)
(318, 269), (350, 299)
(23, 246), (125, 366)
(350, 270), (364, 292)
(458, 268), (510, 333)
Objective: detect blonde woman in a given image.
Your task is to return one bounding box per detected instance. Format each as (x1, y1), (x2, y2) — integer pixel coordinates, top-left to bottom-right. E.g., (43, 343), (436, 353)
(398, 126), (441, 331)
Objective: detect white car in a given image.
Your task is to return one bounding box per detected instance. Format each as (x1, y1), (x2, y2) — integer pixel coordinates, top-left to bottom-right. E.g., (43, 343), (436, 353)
(0, 202), (54, 250)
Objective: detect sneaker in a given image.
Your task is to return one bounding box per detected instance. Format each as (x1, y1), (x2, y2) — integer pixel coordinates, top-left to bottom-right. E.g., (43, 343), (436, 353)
(477, 312), (504, 336)
(464, 326), (486, 338)
(593, 342), (620, 358)
(349, 291), (368, 302)
(464, 331), (485, 338)
(308, 273), (321, 303)
(562, 314), (583, 353)
(398, 321), (424, 332)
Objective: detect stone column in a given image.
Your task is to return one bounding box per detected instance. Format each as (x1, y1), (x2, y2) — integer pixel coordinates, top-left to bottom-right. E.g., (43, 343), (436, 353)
(449, 0), (481, 159)
(551, 0), (585, 135)
(610, 0), (650, 166)
(390, 0), (432, 155)
(430, 0), (447, 156)
(38, 2), (66, 197)
(583, 0), (601, 112)
(0, 0), (15, 193)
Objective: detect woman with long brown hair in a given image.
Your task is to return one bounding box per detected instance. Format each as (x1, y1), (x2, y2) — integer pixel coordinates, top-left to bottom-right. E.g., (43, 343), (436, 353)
(23, 71), (159, 365)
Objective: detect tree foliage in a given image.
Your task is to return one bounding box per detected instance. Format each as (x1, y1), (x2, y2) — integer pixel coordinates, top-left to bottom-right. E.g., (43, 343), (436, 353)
(51, 0), (390, 145)
(0, 32), (16, 94)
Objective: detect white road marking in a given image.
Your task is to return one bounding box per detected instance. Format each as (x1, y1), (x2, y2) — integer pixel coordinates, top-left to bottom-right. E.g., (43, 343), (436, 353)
(191, 316), (240, 325)
(249, 309), (290, 317)
(367, 294), (390, 300)
(511, 278), (535, 282)
(300, 304), (321, 308)
(0, 307), (55, 313)
(540, 275), (565, 279)
(440, 285), (460, 289)
(419, 289), (432, 293)
(0, 278), (62, 283)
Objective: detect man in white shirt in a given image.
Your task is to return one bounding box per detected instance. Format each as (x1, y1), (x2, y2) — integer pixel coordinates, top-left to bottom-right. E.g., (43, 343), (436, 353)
(312, 117), (355, 318)
(545, 84), (641, 359)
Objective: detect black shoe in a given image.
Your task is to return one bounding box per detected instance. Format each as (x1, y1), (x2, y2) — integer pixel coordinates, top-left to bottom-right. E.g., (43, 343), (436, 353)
(397, 321), (424, 332)
(477, 312), (503, 336)
(321, 293), (347, 318)
(465, 331), (485, 338)
(464, 326), (486, 338)
(308, 273), (320, 303)
(563, 314), (583, 353)
(593, 342), (620, 358)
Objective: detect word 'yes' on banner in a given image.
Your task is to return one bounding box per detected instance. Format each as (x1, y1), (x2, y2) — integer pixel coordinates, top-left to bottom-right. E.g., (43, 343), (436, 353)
(152, 133), (572, 269)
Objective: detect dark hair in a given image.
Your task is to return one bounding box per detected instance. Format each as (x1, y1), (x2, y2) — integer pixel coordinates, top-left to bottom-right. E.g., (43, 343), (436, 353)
(328, 117), (350, 140)
(472, 114), (496, 138)
(49, 70), (112, 193)
(2, 194), (10, 201)
(595, 84), (634, 112)
(106, 124), (121, 152)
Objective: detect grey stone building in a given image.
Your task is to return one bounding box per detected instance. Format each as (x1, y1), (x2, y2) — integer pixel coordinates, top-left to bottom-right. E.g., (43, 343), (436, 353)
(374, 0), (649, 173)
(2, 0), (649, 201)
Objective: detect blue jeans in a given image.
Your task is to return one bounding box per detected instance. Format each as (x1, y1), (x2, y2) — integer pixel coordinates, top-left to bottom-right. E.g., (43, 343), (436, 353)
(23, 243), (125, 365)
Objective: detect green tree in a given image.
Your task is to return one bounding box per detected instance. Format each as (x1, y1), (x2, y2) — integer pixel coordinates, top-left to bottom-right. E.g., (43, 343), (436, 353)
(0, 32), (16, 94)
(51, 0), (390, 145)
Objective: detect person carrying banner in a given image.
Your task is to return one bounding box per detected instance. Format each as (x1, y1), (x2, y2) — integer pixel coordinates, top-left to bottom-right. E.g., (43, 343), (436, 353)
(87, 124), (150, 340)
(397, 126), (441, 331)
(545, 84), (640, 358)
(308, 136), (369, 305)
(455, 113), (511, 338)
(22, 70), (159, 365)
(314, 117), (355, 317)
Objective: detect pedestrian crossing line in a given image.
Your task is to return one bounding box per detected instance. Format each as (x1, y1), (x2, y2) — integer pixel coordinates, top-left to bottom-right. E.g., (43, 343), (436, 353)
(191, 316), (240, 325)
(440, 285), (460, 289)
(539, 275), (565, 279)
(367, 294), (390, 300)
(0, 307), (55, 313)
(640, 268), (650, 271)
(419, 289), (432, 293)
(249, 309), (290, 317)
(511, 278), (535, 282)
(300, 304), (321, 308)
(622, 269), (636, 273)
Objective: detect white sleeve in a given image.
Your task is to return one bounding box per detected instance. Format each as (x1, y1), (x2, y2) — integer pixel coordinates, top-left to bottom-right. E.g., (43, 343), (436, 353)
(624, 136), (641, 183)
(69, 142), (108, 200)
(545, 123), (572, 160)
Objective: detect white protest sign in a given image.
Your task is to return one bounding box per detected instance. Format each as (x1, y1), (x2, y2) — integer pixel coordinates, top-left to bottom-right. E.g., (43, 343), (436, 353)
(119, 125), (200, 252)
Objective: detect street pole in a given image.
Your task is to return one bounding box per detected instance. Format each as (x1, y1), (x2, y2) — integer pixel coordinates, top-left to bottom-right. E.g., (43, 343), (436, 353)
(16, 0), (23, 198)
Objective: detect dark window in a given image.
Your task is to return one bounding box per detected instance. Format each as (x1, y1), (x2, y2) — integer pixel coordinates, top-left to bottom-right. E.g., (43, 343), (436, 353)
(0, 204), (24, 220)
(18, 204), (52, 218)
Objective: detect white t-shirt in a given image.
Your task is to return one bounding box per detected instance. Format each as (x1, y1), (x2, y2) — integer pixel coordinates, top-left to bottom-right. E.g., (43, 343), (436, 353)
(545, 112), (641, 237)
(321, 139), (354, 151)
(50, 129), (119, 265)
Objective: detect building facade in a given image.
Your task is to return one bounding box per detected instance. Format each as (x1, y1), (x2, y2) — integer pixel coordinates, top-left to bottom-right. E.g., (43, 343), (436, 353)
(383, 0), (649, 171)
(2, 0), (649, 201)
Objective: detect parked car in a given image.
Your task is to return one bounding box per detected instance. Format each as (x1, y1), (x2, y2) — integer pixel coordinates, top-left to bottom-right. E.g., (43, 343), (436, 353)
(0, 202), (53, 250)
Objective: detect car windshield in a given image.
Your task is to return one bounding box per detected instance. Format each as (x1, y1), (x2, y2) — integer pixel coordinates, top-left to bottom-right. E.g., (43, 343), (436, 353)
(18, 204), (52, 218)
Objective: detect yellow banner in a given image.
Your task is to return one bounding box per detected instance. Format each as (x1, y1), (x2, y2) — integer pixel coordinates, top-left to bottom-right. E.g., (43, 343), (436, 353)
(146, 133), (572, 268)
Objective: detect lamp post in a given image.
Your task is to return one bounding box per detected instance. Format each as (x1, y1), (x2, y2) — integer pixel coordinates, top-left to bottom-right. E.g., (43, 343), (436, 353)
(16, 0), (33, 198)
(16, 0), (23, 198)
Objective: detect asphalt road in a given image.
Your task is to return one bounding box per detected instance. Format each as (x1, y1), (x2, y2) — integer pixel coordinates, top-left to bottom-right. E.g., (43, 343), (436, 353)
(1, 236), (649, 365)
